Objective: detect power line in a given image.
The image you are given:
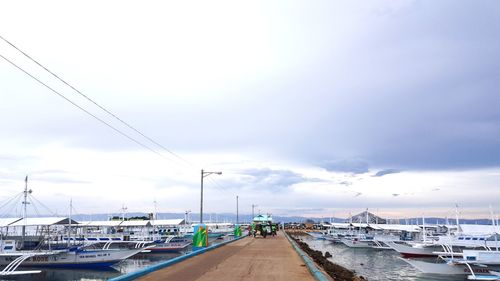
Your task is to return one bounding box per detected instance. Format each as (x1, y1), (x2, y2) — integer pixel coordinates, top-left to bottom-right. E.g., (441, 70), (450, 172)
(0, 52), (173, 162)
(0, 35), (193, 168)
(0, 36), (234, 203)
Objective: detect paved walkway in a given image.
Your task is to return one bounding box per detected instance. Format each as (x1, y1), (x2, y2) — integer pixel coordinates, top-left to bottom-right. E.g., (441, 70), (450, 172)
(138, 232), (315, 281)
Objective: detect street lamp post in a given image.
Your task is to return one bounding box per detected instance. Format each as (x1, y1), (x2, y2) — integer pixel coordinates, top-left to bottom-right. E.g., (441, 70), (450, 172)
(236, 195), (239, 224)
(252, 204), (258, 221)
(200, 169), (222, 224)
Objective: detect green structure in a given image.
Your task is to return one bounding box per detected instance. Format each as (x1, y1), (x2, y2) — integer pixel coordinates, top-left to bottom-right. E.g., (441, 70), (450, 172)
(193, 224), (208, 248)
(234, 224), (242, 237)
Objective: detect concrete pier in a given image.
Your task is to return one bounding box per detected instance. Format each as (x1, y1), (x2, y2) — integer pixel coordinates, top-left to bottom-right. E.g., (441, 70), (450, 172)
(138, 232), (316, 281)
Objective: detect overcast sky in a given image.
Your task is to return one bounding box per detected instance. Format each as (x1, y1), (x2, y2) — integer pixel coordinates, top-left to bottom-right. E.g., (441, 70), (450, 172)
(1, 0), (499, 219)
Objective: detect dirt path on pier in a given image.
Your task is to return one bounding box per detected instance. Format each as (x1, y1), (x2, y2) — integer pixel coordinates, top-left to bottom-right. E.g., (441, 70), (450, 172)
(138, 233), (315, 281)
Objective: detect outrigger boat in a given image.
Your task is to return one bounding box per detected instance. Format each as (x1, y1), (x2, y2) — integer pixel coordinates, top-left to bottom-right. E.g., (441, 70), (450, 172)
(401, 249), (500, 278)
(0, 177), (151, 270)
(148, 236), (191, 252)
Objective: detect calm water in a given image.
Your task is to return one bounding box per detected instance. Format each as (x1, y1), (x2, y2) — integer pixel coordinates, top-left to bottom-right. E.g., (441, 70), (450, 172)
(301, 236), (464, 281)
(0, 237), (231, 281)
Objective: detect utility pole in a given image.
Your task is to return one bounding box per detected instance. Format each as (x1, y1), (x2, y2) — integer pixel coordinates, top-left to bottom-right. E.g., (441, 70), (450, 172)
(200, 169), (204, 224)
(236, 195), (239, 224)
(200, 169), (222, 224)
(252, 204), (258, 221)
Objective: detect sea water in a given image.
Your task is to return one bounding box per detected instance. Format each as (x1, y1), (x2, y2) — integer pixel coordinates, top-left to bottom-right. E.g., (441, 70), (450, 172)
(302, 236), (463, 281)
(0, 236), (231, 281)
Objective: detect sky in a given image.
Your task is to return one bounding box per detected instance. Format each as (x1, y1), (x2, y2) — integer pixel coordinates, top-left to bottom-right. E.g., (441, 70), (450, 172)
(0, 0), (499, 220)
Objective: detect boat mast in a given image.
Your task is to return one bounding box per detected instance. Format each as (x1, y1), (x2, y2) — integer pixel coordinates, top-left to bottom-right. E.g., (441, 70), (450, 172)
(153, 200), (157, 240)
(22, 175), (30, 245)
(121, 205), (127, 222)
(490, 205), (498, 251)
(422, 214), (427, 243)
(68, 199), (72, 247)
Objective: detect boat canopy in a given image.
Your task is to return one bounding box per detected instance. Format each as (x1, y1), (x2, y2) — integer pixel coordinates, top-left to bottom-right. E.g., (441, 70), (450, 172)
(459, 224), (499, 235)
(78, 220), (122, 227)
(371, 224), (421, 232)
(0, 218), (22, 227)
(253, 215), (272, 222)
(120, 220), (152, 227)
(329, 223), (421, 232)
(205, 222), (232, 227)
(152, 219), (185, 226)
(328, 223), (352, 229)
(9, 217), (78, 227)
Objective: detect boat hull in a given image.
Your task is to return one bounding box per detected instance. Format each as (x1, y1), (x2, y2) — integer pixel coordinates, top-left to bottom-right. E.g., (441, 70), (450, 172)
(340, 238), (373, 248)
(0, 248), (143, 268)
(400, 258), (500, 276)
(386, 241), (440, 257)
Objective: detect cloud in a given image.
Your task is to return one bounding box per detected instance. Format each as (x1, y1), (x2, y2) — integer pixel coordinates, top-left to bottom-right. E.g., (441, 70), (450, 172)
(240, 168), (321, 190)
(373, 169), (401, 177)
(321, 159), (369, 174)
(0, 1), (500, 217)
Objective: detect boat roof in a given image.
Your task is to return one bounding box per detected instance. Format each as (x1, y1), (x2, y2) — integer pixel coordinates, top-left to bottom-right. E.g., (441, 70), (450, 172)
(78, 220), (123, 227)
(8, 217), (79, 226)
(205, 222), (232, 226)
(0, 217), (22, 227)
(78, 219), (185, 227)
(371, 224), (421, 232)
(330, 223), (351, 229)
(120, 220), (152, 227)
(459, 224), (499, 235)
(328, 223), (421, 232)
(152, 219), (185, 226)
(253, 214), (272, 222)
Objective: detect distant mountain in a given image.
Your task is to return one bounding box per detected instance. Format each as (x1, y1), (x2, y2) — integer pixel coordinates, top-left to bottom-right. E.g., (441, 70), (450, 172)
(29, 212), (494, 225)
(348, 211), (386, 224)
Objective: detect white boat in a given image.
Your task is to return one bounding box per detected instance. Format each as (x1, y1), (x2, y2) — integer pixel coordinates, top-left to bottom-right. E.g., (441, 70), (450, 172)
(401, 249), (500, 277)
(306, 232), (327, 240)
(0, 239), (149, 268)
(340, 234), (374, 248)
(0, 240), (148, 268)
(400, 257), (495, 275)
(149, 236), (191, 252)
(386, 241), (441, 257)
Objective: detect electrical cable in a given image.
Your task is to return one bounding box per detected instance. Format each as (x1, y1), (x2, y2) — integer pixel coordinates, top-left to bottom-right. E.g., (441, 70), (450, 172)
(0, 52), (174, 162)
(0, 35), (194, 168)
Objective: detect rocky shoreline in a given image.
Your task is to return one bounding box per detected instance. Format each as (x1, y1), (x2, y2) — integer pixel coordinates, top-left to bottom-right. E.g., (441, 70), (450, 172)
(287, 231), (366, 281)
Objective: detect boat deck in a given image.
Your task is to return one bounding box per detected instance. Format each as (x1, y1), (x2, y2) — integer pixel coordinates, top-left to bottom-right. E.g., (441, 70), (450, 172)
(138, 232), (315, 281)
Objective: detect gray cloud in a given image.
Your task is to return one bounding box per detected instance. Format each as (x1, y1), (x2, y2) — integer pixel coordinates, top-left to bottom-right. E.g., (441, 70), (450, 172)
(240, 168), (321, 190)
(373, 169), (401, 177)
(321, 159), (369, 174)
(0, 1), (500, 216)
(1, 1), (499, 173)
(339, 181), (352, 186)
